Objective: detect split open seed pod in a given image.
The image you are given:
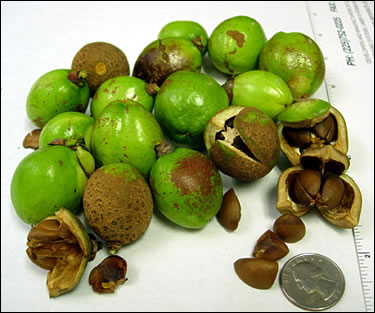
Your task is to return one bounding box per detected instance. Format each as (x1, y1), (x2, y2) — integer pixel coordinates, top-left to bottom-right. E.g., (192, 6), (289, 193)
(204, 106), (280, 181)
(277, 99), (348, 166)
(26, 208), (91, 297)
(276, 145), (362, 228)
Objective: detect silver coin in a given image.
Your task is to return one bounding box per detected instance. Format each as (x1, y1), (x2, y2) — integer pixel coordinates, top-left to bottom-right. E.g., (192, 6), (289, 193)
(280, 253), (345, 311)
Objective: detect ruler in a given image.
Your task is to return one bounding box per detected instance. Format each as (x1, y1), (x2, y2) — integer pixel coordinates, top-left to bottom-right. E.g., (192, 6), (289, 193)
(306, 2), (374, 312)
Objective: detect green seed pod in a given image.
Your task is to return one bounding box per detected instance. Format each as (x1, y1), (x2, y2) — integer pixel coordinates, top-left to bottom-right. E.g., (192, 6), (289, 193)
(223, 70), (293, 119)
(26, 69), (90, 128)
(208, 16), (266, 75)
(11, 145), (92, 225)
(259, 32), (325, 100)
(91, 76), (154, 119)
(158, 20), (209, 55)
(154, 71), (229, 148)
(150, 148), (223, 229)
(90, 100), (164, 178)
(39, 112), (94, 150)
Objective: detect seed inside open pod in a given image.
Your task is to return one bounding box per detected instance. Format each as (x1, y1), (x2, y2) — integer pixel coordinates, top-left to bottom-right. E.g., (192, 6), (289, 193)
(277, 100), (348, 166)
(276, 145), (362, 228)
(26, 208), (92, 298)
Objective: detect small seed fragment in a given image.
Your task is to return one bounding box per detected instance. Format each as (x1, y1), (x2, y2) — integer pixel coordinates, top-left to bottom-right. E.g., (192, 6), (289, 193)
(23, 129), (41, 150)
(252, 230), (289, 261)
(89, 255), (127, 293)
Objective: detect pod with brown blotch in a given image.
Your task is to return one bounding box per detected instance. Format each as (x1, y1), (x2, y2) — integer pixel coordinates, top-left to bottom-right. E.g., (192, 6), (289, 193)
(204, 106), (280, 181)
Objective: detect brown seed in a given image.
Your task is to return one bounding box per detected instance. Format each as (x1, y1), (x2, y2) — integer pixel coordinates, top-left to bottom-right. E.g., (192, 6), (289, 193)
(234, 257), (278, 289)
(252, 230), (289, 261)
(293, 169), (322, 206)
(273, 214), (306, 243)
(313, 114), (337, 142)
(89, 255), (127, 293)
(217, 188), (241, 231)
(316, 173), (345, 210)
(283, 127), (312, 147)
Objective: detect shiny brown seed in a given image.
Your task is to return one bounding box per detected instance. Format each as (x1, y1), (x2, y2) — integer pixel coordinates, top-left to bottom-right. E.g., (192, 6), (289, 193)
(89, 255), (127, 293)
(252, 230), (289, 261)
(316, 173), (345, 210)
(234, 257), (279, 289)
(313, 115), (337, 142)
(217, 188), (241, 231)
(283, 127), (312, 147)
(293, 169), (322, 206)
(273, 214), (306, 243)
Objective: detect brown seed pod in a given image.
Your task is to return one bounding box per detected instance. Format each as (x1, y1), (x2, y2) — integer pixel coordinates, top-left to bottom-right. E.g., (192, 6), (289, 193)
(83, 163), (153, 254)
(26, 208), (91, 298)
(89, 255), (127, 293)
(72, 42), (130, 95)
(204, 106), (280, 181)
(234, 257), (279, 289)
(132, 37), (202, 87)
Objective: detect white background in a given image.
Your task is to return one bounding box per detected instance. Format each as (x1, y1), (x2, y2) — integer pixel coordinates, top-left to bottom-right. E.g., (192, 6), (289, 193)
(1, 1), (374, 312)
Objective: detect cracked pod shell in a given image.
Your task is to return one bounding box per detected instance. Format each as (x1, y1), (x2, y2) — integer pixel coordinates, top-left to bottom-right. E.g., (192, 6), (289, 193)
(204, 106), (280, 181)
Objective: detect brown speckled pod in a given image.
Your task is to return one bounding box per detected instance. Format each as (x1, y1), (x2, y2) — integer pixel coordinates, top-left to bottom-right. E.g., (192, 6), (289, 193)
(132, 37), (202, 87)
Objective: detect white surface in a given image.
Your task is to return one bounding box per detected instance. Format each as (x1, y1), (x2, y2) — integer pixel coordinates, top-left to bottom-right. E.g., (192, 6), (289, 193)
(1, 1), (373, 312)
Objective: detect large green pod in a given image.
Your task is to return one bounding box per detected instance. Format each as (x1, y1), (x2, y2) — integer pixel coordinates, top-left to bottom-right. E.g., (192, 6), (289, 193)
(90, 100), (164, 178)
(150, 148), (223, 229)
(224, 70), (293, 119)
(158, 20), (209, 55)
(26, 69), (90, 128)
(91, 76), (154, 119)
(154, 71), (229, 148)
(39, 112), (94, 150)
(259, 32), (325, 100)
(208, 16), (266, 74)
(10, 145), (91, 225)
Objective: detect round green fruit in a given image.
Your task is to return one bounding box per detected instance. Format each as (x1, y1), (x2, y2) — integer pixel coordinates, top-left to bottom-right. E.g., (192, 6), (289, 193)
(90, 100), (164, 178)
(154, 71), (229, 148)
(39, 112), (94, 150)
(10, 145), (94, 225)
(259, 32), (325, 100)
(133, 37), (202, 87)
(208, 15), (266, 74)
(158, 20), (209, 55)
(91, 76), (154, 119)
(223, 70), (293, 119)
(26, 69), (90, 128)
(150, 148), (223, 229)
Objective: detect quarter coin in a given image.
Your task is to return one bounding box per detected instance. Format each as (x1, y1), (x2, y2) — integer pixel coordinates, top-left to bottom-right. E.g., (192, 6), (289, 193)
(280, 253), (345, 311)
